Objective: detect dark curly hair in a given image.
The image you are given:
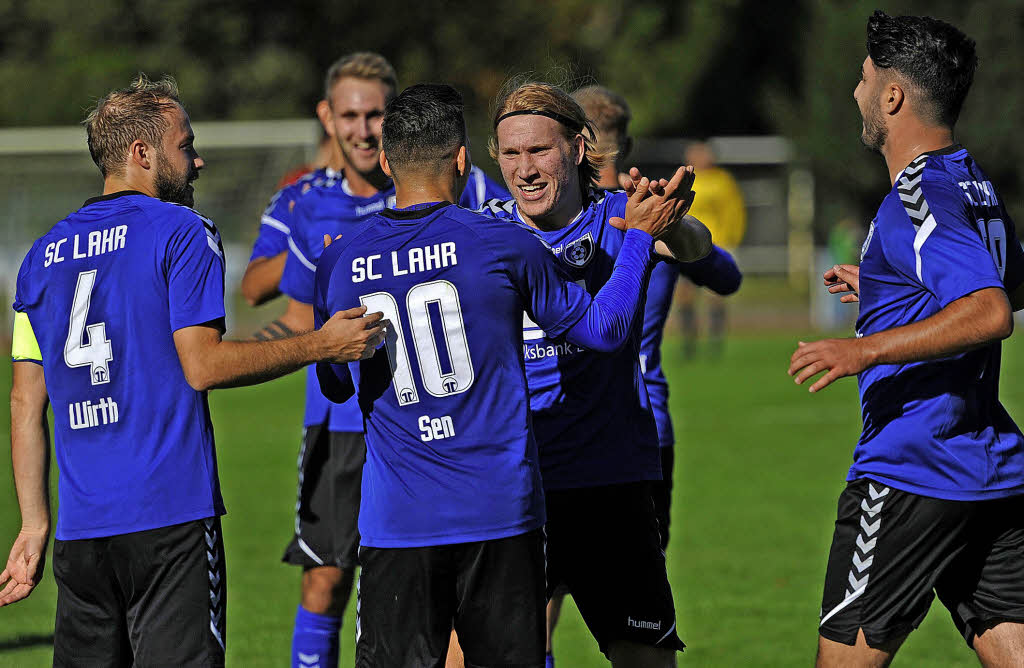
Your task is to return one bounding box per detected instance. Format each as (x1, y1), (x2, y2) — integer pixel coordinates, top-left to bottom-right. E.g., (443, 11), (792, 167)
(866, 10), (977, 127)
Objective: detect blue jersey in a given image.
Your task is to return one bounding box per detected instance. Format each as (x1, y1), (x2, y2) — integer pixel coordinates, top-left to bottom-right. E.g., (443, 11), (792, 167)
(640, 247), (741, 447)
(280, 178), (397, 431)
(249, 167), (343, 261)
(313, 201), (593, 547)
(12, 191), (226, 540)
(478, 191), (660, 489)
(461, 165), (509, 210)
(250, 165), (499, 263)
(279, 169), (508, 432)
(852, 145), (1024, 500)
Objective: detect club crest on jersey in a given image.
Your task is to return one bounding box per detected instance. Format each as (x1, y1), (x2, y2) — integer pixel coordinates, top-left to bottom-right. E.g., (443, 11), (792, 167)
(562, 232), (595, 268)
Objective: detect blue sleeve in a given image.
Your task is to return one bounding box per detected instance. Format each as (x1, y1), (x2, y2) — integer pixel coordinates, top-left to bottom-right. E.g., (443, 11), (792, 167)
(563, 229), (656, 352)
(249, 186), (295, 261)
(313, 241), (355, 403)
(504, 227), (592, 339)
(883, 176), (1005, 308)
(166, 214), (226, 332)
(279, 206), (317, 304)
(677, 245), (742, 295)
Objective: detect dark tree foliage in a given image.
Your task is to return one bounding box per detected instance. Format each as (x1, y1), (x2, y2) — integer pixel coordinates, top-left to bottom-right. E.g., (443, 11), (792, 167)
(0, 0), (1019, 230)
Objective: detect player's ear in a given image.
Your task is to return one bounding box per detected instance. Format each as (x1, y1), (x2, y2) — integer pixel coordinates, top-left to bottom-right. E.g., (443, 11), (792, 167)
(129, 139), (153, 170)
(884, 82), (904, 116)
(573, 134), (585, 166)
(456, 145), (468, 177)
(380, 150), (393, 178)
(316, 100), (334, 137)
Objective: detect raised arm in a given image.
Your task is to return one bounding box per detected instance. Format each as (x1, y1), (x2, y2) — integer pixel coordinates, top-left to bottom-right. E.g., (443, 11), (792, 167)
(1, 361), (51, 607)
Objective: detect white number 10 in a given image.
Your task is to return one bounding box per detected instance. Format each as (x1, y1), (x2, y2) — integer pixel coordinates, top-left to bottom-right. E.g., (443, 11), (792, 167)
(64, 269), (113, 385)
(360, 280), (474, 406)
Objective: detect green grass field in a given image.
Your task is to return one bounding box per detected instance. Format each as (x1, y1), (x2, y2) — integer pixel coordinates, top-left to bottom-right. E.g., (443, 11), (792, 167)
(2, 331), (1023, 666)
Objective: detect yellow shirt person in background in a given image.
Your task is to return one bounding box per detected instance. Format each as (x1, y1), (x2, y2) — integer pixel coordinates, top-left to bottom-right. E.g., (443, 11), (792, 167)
(678, 141), (746, 358)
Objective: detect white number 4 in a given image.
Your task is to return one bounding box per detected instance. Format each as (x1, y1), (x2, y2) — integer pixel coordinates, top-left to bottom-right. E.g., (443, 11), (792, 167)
(64, 270), (113, 385)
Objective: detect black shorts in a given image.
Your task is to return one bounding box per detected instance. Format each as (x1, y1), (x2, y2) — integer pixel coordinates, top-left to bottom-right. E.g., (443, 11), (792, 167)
(282, 426), (366, 570)
(356, 530), (546, 668)
(651, 447), (675, 550)
(545, 482), (685, 655)
(820, 478), (1024, 648)
(53, 517), (226, 667)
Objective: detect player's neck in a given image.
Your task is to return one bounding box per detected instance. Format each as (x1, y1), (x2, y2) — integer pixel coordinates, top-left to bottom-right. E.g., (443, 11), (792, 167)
(103, 175), (156, 199)
(394, 180), (458, 209)
(882, 124), (955, 185)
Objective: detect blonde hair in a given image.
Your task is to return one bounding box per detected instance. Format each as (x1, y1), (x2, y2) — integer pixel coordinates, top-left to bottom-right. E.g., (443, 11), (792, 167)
(324, 52), (398, 102)
(573, 85), (631, 149)
(83, 73), (182, 177)
(489, 80), (612, 196)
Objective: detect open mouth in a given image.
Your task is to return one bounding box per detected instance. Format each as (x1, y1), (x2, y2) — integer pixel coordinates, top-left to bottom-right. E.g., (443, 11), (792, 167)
(517, 183), (547, 201)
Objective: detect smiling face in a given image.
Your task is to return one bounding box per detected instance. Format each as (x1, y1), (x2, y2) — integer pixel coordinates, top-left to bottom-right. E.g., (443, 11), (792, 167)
(324, 76), (389, 181)
(154, 104), (203, 206)
(854, 56), (889, 153)
(495, 115), (585, 230)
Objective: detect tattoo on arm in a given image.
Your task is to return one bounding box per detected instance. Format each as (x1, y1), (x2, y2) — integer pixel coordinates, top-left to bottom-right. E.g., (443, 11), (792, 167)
(252, 319), (296, 341)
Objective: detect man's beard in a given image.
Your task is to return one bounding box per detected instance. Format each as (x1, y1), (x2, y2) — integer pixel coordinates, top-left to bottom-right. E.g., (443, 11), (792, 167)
(860, 106), (888, 154)
(155, 157), (196, 207)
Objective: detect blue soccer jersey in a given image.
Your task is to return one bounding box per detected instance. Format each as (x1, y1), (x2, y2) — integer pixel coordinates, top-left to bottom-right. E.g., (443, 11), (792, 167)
(280, 177), (397, 432)
(12, 191), (226, 540)
(279, 169), (508, 433)
(249, 167), (343, 262)
(852, 145), (1024, 500)
(478, 190), (661, 489)
(460, 165), (509, 210)
(640, 247), (741, 447)
(312, 202), (601, 547)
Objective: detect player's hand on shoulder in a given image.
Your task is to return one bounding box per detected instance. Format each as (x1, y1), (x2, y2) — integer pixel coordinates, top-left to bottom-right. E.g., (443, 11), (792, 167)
(317, 306), (388, 362)
(788, 337), (871, 393)
(824, 264), (860, 303)
(0, 528), (48, 607)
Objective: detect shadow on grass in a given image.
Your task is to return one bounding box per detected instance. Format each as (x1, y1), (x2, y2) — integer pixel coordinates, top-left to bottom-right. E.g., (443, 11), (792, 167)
(0, 633), (53, 651)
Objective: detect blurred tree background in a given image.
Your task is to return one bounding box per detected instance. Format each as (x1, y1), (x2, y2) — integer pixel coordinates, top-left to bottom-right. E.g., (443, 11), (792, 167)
(0, 0), (1021, 231)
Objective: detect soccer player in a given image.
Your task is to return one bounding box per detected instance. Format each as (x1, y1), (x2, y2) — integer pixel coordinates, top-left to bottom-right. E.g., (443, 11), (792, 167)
(261, 53), (509, 668)
(788, 12), (1024, 667)
(240, 130), (343, 308)
(0, 74), (386, 667)
(313, 81), (689, 668)
(574, 85), (743, 552)
(480, 80), (710, 667)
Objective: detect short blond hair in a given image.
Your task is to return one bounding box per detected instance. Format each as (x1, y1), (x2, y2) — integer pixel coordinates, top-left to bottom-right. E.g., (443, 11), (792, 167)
(324, 52), (398, 102)
(83, 73), (182, 177)
(489, 80), (612, 197)
(573, 85), (631, 149)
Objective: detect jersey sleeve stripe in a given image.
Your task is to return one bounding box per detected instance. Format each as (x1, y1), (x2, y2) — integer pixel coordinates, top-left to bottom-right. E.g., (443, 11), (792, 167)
(206, 235), (225, 260)
(260, 215), (290, 234)
(287, 235), (317, 272)
(895, 155), (937, 282)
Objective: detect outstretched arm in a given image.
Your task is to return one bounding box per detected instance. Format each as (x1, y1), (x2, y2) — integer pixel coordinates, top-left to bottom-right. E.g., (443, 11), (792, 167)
(789, 287), (1012, 392)
(174, 307), (385, 392)
(1, 361), (50, 607)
